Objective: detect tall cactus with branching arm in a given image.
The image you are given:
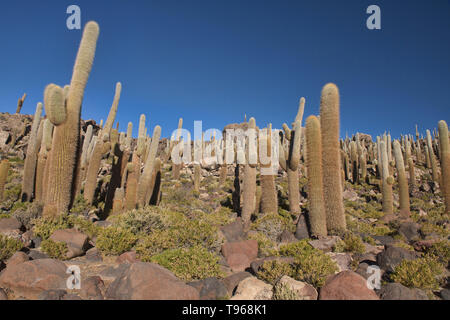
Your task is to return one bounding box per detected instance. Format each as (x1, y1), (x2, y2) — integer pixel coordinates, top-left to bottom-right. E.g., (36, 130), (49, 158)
(320, 83), (346, 233)
(279, 98), (304, 215)
(137, 125), (161, 207)
(84, 82), (121, 205)
(43, 21), (99, 217)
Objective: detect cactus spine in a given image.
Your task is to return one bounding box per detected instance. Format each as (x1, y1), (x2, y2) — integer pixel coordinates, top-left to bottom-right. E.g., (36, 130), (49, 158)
(304, 116), (327, 237)
(22, 102), (43, 201)
(438, 120), (450, 213)
(43, 21), (99, 216)
(320, 83), (346, 233)
(393, 140), (410, 217)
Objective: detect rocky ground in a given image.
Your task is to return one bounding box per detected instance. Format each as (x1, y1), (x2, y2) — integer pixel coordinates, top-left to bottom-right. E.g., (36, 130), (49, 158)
(0, 112), (449, 300)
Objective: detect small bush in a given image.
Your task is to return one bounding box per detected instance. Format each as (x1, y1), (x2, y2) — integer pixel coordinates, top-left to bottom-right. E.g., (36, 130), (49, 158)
(248, 232), (278, 257)
(0, 213), (11, 219)
(251, 213), (294, 241)
(0, 234), (23, 260)
(70, 195), (91, 216)
(41, 239), (68, 260)
(391, 257), (444, 291)
(13, 202), (42, 230)
(273, 281), (301, 300)
(256, 260), (295, 285)
(279, 240), (338, 288)
(149, 246), (224, 282)
(334, 233), (365, 254)
(32, 214), (99, 240)
(109, 208), (166, 235)
(425, 240), (450, 266)
(32, 215), (72, 240)
(96, 226), (138, 256)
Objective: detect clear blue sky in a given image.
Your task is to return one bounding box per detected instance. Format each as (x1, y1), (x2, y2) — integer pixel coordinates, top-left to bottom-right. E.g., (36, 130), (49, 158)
(0, 0), (449, 139)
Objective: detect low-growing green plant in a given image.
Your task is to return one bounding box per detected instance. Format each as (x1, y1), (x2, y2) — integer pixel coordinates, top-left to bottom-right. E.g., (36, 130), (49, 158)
(70, 195), (91, 216)
(95, 226), (137, 256)
(273, 281), (301, 300)
(32, 215), (72, 240)
(32, 214), (99, 240)
(248, 232), (278, 257)
(109, 207), (166, 235)
(425, 240), (450, 266)
(0, 213), (11, 219)
(0, 234), (23, 260)
(391, 257), (445, 291)
(334, 233), (365, 254)
(256, 260), (295, 285)
(279, 240), (338, 288)
(41, 239), (68, 260)
(149, 246), (224, 282)
(251, 213), (295, 241)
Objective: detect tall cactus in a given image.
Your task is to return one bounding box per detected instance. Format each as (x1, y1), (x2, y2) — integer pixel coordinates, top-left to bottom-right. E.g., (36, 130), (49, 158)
(426, 130), (439, 182)
(21, 102), (43, 201)
(320, 83), (346, 233)
(242, 117), (257, 226)
(16, 93), (27, 114)
(137, 125), (161, 207)
(84, 82), (121, 205)
(279, 98), (304, 215)
(380, 141), (394, 216)
(438, 120), (450, 213)
(304, 115), (327, 237)
(0, 160), (10, 201)
(35, 119), (54, 202)
(260, 124), (278, 214)
(393, 140), (410, 217)
(43, 21), (99, 217)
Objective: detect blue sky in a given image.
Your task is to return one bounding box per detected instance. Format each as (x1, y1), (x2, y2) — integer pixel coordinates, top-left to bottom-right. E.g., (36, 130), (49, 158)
(0, 0), (449, 139)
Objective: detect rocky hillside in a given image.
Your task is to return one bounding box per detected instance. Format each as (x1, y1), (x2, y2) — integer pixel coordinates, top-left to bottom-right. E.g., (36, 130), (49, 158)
(0, 110), (448, 301)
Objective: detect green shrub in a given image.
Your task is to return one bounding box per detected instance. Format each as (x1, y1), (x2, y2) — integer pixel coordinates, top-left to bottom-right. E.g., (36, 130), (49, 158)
(96, 226), (137, 256)
(391, 257), (444, 291)
(248, 232), (278, 257)
(41, 239), (68, 260)
(334, 233), (365, 254)
(279, 240), (338, 288)
(32, 214), (99, 240)
(149, 246), (224, 282)
(0, 234), (23, 260)
(13, 202), (42, 230)
(32, 215), (72, 240)
(109, 207), (166, 235)
(70, 195), (91, 215)
(425, 240), (450, 266)
(273, 281), (301, 300)
(256, 260), (295, 285)
(251, 213), (294, 241)
(0, 213), (11, 219)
